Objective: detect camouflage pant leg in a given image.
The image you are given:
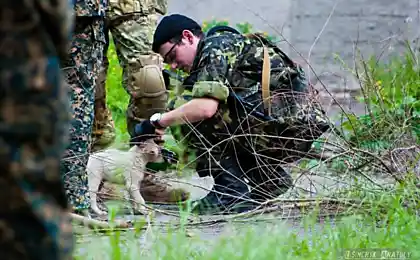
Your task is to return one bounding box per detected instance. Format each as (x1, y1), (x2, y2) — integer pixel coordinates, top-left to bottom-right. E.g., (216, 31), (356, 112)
(60, 17), (106, 212)
(0, 57), (74, 259)
(108, 13), (167, 137)
(91, 21), (116, 153)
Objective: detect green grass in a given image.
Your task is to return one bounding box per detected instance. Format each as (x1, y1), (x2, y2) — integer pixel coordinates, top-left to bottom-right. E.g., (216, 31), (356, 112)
(74, 28), (420, 259)
(102, 40), (130, 145)
(74, 185), (420, 259)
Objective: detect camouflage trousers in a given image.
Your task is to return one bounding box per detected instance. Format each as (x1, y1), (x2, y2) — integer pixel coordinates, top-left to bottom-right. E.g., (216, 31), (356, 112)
(61, 17), (107, 212)
(91, 24), (116, 153)
(0, 56), (74, 259)
(92, 12), (167, 149)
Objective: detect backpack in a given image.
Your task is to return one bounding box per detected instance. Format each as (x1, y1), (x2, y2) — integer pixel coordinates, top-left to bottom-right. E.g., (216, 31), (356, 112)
(185, 25), (331, 163)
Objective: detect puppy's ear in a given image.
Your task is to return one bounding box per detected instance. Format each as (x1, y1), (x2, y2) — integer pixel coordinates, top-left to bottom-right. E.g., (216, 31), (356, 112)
(154, 138), (165, 145)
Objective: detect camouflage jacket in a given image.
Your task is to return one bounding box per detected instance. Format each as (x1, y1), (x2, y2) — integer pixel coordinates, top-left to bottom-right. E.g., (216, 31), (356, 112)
(168, 30), (329, 166)
(75, 0), (107, 17)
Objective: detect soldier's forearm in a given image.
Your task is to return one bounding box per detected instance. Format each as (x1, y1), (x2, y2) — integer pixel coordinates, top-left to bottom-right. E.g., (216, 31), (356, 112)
(159, 98), (219, 128)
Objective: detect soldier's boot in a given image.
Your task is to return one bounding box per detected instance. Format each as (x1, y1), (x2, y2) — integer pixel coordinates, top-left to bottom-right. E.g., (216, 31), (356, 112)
(191, 157), (260, 215)
(241, 156), (294, 202)
(247, 165), (294, 202)
(140, 171), (191, 204)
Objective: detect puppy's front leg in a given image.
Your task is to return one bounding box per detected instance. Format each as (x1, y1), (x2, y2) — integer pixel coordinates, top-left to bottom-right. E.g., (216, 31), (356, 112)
(125, 145), (149, 215)
(125, 179), (148, 215)
(87, 158), (108, 216)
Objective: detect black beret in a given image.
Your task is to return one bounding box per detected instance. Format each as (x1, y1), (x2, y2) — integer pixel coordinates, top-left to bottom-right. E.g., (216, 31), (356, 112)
(152, 14), (202, 53)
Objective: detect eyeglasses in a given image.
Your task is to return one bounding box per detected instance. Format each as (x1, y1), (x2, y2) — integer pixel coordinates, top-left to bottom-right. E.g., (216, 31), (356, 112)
(163, 42), (179, 64)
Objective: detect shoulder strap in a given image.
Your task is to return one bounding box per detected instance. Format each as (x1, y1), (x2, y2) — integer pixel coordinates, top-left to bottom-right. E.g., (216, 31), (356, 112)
(205, 27), (273, 115)
(245, 33), (272, 116)
(261, 46), (271, 116)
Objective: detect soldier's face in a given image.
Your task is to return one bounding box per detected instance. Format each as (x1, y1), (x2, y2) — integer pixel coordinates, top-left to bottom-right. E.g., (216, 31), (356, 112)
(159, 30), (199, 73)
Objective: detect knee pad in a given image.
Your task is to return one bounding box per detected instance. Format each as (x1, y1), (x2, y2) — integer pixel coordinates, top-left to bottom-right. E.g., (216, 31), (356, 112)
(130, 64), (167, 99)
(128, 60), (169, 119)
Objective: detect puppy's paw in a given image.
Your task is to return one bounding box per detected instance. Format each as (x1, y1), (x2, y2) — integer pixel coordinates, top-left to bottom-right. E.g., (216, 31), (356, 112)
(91, 208), (108, 217)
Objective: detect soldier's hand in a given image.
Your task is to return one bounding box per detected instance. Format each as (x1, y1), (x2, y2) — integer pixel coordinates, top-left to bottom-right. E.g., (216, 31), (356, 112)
(153, 128), (165, 143)
(155, 128), (165, 136)
(132, 120), (157, 144)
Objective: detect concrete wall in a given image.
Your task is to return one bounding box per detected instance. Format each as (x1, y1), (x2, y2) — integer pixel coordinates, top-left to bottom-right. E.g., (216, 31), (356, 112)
(167, 0), (420, 117)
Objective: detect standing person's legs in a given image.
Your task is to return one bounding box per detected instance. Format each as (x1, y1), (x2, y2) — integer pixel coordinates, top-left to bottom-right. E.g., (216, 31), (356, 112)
(109, 11), (178, 196)
(108, 13), (167, 139)
(60, 17), (107, 215)
(91, 20), (116, 152)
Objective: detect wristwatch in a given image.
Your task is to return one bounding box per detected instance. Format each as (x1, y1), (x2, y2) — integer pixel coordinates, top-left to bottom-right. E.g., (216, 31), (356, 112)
(150, 113), (164, 129)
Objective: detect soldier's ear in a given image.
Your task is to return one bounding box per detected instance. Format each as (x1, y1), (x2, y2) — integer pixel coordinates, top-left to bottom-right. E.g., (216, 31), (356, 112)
(181, 30), (194, 44)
